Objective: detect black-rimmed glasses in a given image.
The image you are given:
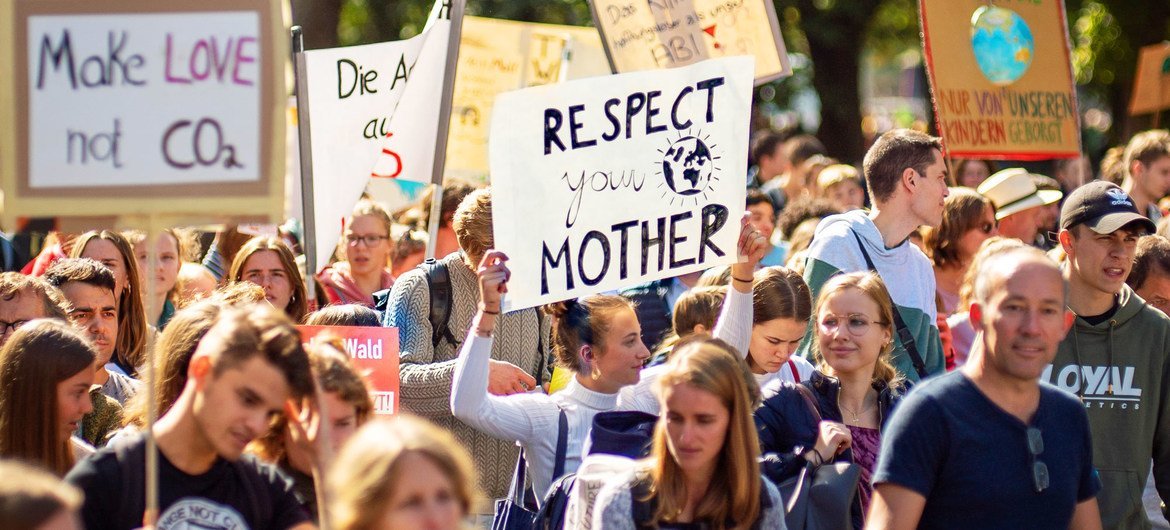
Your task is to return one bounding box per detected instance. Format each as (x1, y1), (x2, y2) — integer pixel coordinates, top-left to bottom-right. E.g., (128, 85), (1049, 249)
(1027, 427), (1049, 493)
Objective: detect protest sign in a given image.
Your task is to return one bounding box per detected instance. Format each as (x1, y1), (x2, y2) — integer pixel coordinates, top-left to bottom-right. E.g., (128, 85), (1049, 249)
(490, 57), (753, 312)
(1129, 43), (1170, 116)
(588, 0), (788, 86)
(0, 0), (286, 226)
(298, 325), (400, 415)
(445, 16), (612, 182)
(920, 0), (1080, 160)
(300, 0), (458, 273)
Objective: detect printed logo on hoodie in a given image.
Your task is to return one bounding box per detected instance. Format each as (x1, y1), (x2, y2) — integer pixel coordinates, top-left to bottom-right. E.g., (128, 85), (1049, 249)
(1042, 364), (1144, 410)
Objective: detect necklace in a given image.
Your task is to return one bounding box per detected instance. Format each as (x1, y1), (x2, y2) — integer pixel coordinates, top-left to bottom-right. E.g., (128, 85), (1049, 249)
(838, 393), (876, 423)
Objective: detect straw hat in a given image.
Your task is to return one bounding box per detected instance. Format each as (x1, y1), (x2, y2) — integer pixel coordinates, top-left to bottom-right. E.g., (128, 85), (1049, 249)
(977, 168), (1063, 220)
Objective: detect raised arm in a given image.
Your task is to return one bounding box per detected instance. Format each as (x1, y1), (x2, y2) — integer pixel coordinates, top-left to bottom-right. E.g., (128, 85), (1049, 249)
(713, 214), (766, 356)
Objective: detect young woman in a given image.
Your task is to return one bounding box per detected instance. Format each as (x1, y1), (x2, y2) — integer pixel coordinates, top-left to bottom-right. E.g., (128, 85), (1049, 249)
(318, 200), (396, 308)
(592, 339), (786, 530)
(745, 267), (816, 387)
(125, 229), (183, 329)
(923, 188), (997, 316)
(250, 343), (374, 522)
(452, 220), (765, 500)
(71, 230), (150, 375)
(230, 236), (310, 323)
(754, 272), (909, 529)
(954, 159), (997, 188)
(328, 415), (478, 530)
(0, 319), (97, 476)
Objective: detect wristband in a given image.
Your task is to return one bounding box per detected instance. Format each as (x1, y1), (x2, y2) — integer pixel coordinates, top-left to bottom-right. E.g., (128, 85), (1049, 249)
(732, 274), (754, 283)
(479, 303), (501, 315)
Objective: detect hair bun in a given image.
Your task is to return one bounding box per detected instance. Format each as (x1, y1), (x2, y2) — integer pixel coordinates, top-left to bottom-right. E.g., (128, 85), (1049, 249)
(543, 299), (578, 320)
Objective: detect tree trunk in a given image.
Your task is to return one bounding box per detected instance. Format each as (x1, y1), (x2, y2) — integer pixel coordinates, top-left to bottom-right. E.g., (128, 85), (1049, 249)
(806, 34), (867, 163)
(291, 0), (341, 49)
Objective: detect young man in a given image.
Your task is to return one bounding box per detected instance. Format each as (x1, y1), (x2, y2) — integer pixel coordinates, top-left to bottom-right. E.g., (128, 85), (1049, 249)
(761, 134), (828, 212)
(798, 129), (949, 382)
(0, 271), (68, 346)
(67, 304), (314, 530)
(869, 247), (1101, 530)
(45, 259), (140, 405)
(1122, 129), (1170, 222)
(1048, 181), (1170, 530)
(748, 129), (790, 189)
(977, 168), (1062, 245)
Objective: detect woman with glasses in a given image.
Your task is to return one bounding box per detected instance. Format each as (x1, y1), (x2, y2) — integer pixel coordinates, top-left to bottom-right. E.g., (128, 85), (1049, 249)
(754, 271), (909, 530)
(229, 237), (310, 323)
(318, 199), (397, 308)
(923, 188), (997, 316)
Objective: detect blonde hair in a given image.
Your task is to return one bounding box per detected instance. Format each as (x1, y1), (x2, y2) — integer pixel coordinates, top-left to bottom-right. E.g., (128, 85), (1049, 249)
(816, 164), (862, 192)
(813, 272), (902, 387)
(656, 286), (727, 356)
(348, 200), (394, 268)
(648, 339), (762, 529)
(452, 188), (493, 261)
(328, 416), (477, 530)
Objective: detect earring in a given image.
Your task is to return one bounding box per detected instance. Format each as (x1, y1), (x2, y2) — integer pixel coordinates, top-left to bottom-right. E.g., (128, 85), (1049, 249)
(591, 364), (601, 380)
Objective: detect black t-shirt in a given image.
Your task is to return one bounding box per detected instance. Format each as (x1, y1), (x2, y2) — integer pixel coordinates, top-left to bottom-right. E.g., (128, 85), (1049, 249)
(1080, 297), (1120, 326)
(65, 434), (309, 530)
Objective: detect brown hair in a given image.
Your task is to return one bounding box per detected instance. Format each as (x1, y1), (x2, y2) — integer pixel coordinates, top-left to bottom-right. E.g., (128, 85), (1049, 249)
(328, 416), (477, 530)
(544, 295), (636, 373)
(0, 272), (68, 321)
(304, 304), (382, 327)
(0, 460), (83, 529)
(782, 134), (827, 168)
(229, 237), (309, 324)
(199, 304), (313, 399)
(813, 272), (902, 387)
(70, 230), (149, 371)
(862, 129), (943, 204)
(648, 338), (762, 529)
(1128, 236), (1170, 291)
(452, 188), (493, 261)
(776, 197), (840, 241)
(752, 267), (813, 326)
(923, 187), (995, 269)
(1100, 146), (1127, 185)
(0, 319), (96, 476)
(1124, 129), (1170, 178)
(656, 286), (728, 357)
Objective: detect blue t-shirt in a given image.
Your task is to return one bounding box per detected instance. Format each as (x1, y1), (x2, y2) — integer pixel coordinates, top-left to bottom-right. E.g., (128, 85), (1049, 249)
(873, 371), (1100, 529)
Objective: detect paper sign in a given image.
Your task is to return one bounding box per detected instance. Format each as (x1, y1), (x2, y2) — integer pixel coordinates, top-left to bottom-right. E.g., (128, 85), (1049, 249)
(0, 0), (286, 225)
(588, 0), (789, 85)
(298, 325), (400, 415)
(445, 16), (612, 182)
(1129, 43), (1170, 116)
(490, 57), (753, 312)
(920, 0), (1080, 160)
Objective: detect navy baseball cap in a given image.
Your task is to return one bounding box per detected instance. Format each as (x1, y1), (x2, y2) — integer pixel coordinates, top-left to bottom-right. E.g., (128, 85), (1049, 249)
(1060, 181), (1156, 234)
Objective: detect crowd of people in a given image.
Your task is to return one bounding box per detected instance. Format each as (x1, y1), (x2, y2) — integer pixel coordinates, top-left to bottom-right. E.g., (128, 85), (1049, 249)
(1, 127), (1170, 530)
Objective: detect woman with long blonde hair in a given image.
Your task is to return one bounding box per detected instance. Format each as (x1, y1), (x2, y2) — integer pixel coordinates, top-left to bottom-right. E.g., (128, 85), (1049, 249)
(592, 338), (786, 529)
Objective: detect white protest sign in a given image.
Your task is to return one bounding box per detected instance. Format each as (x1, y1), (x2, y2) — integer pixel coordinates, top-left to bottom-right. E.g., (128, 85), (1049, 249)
(301, 0), (454, 272)
(491, 56), (753, 312)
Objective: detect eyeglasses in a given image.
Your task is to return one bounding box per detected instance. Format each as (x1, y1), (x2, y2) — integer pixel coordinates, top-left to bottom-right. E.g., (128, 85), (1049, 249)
(817, 314), (888, 337)
(0, 319), (29, 336)
(345, 234), (390, 247)
(1027, 427), (1049, 493)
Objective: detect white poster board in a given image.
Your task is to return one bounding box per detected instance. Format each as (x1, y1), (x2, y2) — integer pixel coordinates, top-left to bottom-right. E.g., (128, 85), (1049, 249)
(491, 56), (753, 312)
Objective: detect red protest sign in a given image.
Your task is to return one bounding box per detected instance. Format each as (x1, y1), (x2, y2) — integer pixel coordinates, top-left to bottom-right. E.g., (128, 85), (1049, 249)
(298, 325), (399, 415)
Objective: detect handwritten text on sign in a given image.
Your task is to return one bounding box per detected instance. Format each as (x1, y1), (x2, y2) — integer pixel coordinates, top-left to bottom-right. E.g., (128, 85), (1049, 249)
(298, 325), (400, 415)
(28, 13), (261, 187)
(491, 57), (753, 311)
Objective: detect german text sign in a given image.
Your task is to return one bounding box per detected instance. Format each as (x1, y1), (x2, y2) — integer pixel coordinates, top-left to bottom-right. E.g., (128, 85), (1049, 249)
(920, 0), (1080, 160)
(490, 57), (753, 312)
(1, 0), (286, 224)
(298, 325), (400, 415)
(588, 0), (788, 85)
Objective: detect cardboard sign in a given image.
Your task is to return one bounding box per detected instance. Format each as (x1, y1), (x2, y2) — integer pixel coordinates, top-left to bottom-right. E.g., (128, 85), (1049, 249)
(588, 0), (789, 85)
(0, 0), (286, 225)
(490, 57), (753, 312)
(445, 16), (612, 182)
(920, 0), (1080, 160)
(298, 325), (400, 415)
(1129, 43), (1170, 116)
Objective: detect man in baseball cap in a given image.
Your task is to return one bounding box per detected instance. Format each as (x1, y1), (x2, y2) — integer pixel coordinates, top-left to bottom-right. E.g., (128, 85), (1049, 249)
(1050, 180), (1169, 530)
(978, 167), (1063, 245)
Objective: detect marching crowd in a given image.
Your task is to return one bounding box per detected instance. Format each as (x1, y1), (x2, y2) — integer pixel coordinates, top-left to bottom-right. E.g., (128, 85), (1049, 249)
(2, 127), (1170, 530)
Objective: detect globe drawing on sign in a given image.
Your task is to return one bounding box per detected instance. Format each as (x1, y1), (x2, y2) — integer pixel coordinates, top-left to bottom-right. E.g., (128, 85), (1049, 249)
(662, 136), (713, 196)
(970, 5), (1034, 86)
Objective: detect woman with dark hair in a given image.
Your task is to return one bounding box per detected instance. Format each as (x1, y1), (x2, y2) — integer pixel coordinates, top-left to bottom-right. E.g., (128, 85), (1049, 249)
(954, 159), (997, 188)
(230, 236), (310, 323)
(317, 199), (396, 308)
(745, 267), (816, 387)
(592, 339), (785, 529)
(923, 188), (997, 315)
(755, 272), (909, 529)
(0, 319), (97, 475)
(71, 230), (150, 376)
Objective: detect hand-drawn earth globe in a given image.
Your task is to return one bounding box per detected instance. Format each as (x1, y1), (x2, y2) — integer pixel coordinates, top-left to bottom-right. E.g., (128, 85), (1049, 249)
(970, 5), (1034, 86)
(662, 136), (713, 196)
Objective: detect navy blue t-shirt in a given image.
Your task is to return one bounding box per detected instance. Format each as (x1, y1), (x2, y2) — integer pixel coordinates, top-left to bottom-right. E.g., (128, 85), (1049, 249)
(873, 371), (1100, 529)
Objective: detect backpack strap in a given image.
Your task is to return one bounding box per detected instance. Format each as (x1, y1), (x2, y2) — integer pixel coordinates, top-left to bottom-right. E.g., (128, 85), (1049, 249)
(787, 359), (801, 383)
(848, 230), (929, 379)
(420, 257), (457, 350)
(552, 408), (568, 480)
